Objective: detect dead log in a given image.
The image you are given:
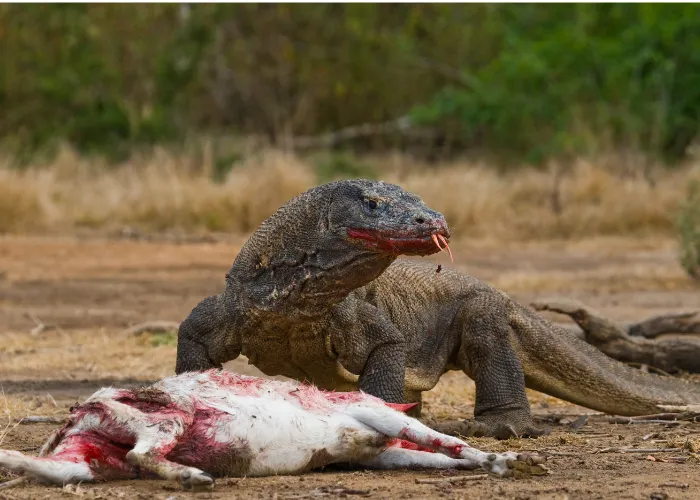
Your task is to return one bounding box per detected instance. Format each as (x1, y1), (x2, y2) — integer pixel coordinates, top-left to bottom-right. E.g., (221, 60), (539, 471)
(532, 298), (700, 374)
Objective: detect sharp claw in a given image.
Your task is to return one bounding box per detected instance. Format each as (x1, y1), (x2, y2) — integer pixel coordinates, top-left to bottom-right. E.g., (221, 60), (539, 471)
(437, 234), (453, 262)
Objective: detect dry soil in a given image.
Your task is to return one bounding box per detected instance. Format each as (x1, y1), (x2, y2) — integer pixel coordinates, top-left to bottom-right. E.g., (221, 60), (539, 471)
(0, 233), (698, 500)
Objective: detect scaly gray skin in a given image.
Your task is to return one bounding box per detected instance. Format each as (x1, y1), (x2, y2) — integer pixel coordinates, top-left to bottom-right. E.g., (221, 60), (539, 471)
(176, 179), (700, 439)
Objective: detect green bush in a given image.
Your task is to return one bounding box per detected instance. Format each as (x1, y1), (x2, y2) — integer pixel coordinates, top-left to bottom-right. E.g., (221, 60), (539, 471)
(313, 152), (377, 183)
(410, 4), (700, 165)
(677, 181), (700, 281)
(2, 5), (700, 165)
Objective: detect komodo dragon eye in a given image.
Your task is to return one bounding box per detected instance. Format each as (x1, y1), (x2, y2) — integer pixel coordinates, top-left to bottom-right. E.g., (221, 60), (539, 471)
(362, 197), (384, 215)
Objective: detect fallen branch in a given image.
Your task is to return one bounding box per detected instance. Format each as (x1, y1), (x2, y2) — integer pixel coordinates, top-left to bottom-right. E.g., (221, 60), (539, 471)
(122, 321), (180, 336)
(532, 298), (700, 374)
(415, 474), (489, 484)
(628, 311), (700, 339)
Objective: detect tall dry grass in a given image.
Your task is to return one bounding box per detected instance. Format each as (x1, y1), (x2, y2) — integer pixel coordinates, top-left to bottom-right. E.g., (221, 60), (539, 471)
(401, 159), (698, 240)
(0, 148), (315, 235)
(0, 147), (697, 240)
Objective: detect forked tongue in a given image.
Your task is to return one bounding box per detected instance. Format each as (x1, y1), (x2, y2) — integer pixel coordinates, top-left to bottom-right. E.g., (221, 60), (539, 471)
(431, 234), (454, 263)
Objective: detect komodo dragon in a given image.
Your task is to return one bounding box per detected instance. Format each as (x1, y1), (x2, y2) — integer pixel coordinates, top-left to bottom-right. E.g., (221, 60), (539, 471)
(175, 179), (700, 439)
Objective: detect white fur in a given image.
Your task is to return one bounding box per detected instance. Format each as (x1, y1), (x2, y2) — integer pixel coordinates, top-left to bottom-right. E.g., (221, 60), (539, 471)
(0, 370), (539, 489)
(0, 450), (92, 484)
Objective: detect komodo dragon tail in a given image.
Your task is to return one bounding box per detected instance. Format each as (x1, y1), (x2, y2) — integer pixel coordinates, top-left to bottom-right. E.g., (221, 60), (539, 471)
(510, 302), (700, 416)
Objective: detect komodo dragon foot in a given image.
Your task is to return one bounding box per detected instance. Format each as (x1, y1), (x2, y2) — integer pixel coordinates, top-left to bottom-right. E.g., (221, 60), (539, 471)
(422, 414), (549, 440)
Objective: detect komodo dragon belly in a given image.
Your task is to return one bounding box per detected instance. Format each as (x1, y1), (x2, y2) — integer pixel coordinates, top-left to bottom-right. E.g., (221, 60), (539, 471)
(241, 332), (449, 400)
(240, 326), (359, 392)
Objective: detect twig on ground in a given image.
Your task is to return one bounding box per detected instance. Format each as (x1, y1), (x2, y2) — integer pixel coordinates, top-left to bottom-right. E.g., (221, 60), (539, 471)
(415, 474), (489, 484)
(608, 412), (698, 424)
(314, 486), (371, 496)
(609, 419), (682, 425)
(122, 321), (181, 336)
(596, 447), (682, 454)
(16, 416), (66, 425)
(659, 482), (689, 489)
(0, 477), (27, 490)
(27, 313), (57, 336)
(569, 415), (589, 430)
(658, 404), (700, 413)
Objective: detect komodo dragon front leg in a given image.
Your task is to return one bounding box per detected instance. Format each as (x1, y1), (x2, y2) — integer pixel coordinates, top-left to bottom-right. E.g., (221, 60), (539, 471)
(329, 299), (406, 403)
(175, 295), (240, 374)
(532, 298), (700, 374)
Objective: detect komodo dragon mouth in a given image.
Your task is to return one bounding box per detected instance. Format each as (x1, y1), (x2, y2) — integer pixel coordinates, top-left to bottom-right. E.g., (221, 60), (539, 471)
(346, 226), (452, 259)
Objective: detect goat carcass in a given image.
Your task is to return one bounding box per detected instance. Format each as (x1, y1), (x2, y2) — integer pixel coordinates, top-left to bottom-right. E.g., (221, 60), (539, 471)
(0, 370), (547, 490)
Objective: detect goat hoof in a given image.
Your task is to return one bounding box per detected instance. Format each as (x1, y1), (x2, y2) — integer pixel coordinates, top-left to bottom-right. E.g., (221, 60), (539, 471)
(180, 470), (215, 491)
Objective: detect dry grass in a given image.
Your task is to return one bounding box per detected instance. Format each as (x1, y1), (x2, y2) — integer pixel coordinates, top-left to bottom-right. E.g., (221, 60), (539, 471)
(0, 328), (177, 382)
(400, 159), (699, 240)
(0, 148), (315, 235)
(0, 147), (698, 241)
(490, 262), (691, 294)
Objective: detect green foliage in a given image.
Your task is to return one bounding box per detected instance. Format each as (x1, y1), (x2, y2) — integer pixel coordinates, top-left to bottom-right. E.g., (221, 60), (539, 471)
(313, 152), (377, 183)
(2, 5), (700, 165)
(411, 4), (700, 164)
(677, 181), (700, 281)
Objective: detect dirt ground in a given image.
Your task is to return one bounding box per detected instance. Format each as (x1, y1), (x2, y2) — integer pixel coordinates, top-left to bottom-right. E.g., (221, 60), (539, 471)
(0, 232), (699, 500)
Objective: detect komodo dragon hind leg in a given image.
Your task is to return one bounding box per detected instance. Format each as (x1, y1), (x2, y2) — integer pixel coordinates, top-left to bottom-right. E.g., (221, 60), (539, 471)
(451, 304), (549, 439)
(532, 298), (700, 374)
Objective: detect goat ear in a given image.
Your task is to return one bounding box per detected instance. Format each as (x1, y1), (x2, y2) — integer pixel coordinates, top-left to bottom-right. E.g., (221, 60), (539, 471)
(384, 402), (419, 413)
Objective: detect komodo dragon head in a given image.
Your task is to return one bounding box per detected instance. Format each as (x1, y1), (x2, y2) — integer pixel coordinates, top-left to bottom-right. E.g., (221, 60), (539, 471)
(333, 180), (451, 257)
(228, 179), (451, 314)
